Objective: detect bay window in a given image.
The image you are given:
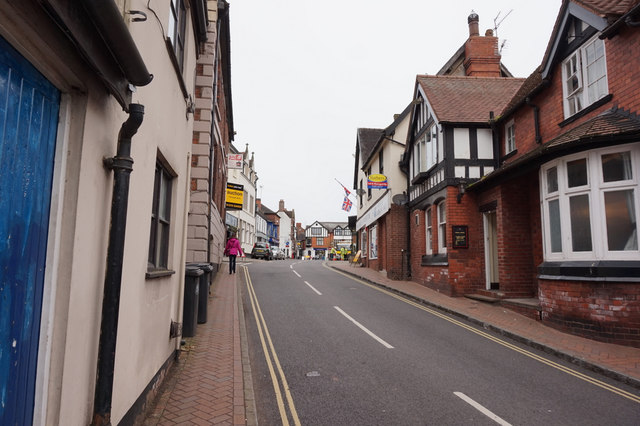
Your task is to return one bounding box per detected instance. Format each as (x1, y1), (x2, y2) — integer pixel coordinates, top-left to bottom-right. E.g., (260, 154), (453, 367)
(541, 144), (639, 260)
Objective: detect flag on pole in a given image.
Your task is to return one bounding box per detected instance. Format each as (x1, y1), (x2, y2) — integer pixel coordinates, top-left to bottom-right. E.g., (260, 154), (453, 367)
(335, 178), (351, 198)
(342, 196), (353, 212)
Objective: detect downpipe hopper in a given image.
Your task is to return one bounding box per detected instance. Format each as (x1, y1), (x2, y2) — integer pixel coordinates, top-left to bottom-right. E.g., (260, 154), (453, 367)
(103, 104), (144, 171)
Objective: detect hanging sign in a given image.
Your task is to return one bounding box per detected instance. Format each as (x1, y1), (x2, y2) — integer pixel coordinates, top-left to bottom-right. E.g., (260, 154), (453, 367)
(225, 183), (244, 210)
(367, 174), (388, 189)
(228, 153), (243, 169)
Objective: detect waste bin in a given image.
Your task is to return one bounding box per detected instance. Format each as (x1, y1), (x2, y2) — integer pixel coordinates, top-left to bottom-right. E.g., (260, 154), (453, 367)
(194, 263), (214, 324)
(183, 265), (202, 337)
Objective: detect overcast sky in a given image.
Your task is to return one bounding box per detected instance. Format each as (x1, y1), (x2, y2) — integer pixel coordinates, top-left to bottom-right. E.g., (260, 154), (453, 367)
(229, 0), (560, 227)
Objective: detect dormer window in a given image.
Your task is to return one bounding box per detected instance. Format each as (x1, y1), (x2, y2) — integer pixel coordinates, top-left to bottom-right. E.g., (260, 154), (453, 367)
(562, 36), (608, 118)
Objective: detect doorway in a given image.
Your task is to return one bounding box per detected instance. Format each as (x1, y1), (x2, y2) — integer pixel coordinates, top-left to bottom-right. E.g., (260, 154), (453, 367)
(483, 211), (499, 290)
(0, 36), (60, 425)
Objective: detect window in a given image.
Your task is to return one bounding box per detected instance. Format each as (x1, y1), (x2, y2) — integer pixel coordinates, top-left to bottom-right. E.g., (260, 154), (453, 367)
(148, 161), (174, 270)
(505, 120), (515, 154)
(379, 150), (384, 175)
(367, 166), (372, 198)
(168, 0), (187, 73)
(425, 207), (433, 255)
(359, 179), (363, 208)
(541, 144), (639, 260)
(369, 226), (378, 259)
(316, 237), (324, 246)
(562, 36), (608, 118)
(311, 227), (323, 236)
(437, 201), (447, 253)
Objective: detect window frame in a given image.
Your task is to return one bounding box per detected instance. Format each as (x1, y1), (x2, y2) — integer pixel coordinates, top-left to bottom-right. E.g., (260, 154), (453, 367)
(540, 144), (639, 261)
(369, 225), (378, 260)
(505, 120), (516, 154)
(561, 35), (608, 119)
(148, 160), (175, 272)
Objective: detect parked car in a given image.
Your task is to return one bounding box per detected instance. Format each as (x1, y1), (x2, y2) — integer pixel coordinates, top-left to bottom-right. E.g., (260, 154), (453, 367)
(251, 242), (272, 260)
(273, 251), (285, 260)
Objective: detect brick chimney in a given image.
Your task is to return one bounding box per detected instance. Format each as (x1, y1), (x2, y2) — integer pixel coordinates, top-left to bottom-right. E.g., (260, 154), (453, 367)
(279, 199), (285, 212)
(464, 13), (501, 77)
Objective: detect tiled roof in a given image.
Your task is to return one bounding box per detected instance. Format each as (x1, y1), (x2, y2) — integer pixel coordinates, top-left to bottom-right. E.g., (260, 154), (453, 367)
(357, 128), (383, 168)
(500, 67), (545, 117)
(546, 107), (640, 147)
(574, 0), (639, 17)
(417, 75), (525, 124)
(320, 222), (348, 232)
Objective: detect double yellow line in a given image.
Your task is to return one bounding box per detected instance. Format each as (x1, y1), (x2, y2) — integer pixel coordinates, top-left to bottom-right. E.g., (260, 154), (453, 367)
(328, 266), (640, 404)
(242, 267), (301, 425)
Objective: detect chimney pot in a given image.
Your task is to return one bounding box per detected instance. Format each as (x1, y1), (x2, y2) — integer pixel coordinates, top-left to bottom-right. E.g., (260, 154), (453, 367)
(468, 12), (479, 37)
(485, 29), (494, 37)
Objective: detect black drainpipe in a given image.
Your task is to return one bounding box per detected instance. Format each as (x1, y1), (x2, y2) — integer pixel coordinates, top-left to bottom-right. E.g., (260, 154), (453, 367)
(93, 104), (145, 426)
(525, 97), (542, 144)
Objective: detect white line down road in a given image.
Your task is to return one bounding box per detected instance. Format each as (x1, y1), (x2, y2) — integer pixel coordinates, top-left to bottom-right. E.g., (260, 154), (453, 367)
(334, 306), (394, 349)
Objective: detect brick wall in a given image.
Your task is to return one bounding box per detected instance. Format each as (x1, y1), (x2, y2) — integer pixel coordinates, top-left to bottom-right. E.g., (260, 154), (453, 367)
(540, 279), (640, 348)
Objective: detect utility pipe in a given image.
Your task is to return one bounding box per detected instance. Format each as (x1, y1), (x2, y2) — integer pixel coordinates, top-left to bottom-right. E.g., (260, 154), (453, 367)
(93, 104), (145, 426)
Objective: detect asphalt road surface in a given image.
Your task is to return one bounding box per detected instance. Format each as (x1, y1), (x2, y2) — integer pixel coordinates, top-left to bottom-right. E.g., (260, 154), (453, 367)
(240, 259), (640, 425)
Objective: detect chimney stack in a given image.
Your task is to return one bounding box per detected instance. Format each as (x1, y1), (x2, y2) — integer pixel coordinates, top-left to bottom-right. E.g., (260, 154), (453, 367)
(279, 199), (285, 212)
(464, 12), (501, 77)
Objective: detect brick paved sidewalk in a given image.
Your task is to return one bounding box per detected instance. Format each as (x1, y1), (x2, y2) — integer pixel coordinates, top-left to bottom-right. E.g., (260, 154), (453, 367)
(328, 261), (640, 388)
(143, 267), (254, 425)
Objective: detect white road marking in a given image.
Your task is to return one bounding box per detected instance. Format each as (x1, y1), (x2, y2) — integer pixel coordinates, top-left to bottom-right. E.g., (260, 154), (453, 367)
(290, 265), (293, 269)
(293, 270), (301, 278)
(454, 392), (512, 426)
(304, 281), (322, 295)
(334, 306), (394, 349)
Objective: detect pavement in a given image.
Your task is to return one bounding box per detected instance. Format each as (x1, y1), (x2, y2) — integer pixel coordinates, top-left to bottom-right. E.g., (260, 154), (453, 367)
(142, 260), (640, 425)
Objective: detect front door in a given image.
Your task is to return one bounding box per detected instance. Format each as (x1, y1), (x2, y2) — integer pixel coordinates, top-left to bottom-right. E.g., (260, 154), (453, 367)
(483, 211), (499, 290)
(0, 36), (60, 425)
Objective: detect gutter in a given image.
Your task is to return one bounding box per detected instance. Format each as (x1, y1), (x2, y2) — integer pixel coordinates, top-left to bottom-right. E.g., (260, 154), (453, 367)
(82, 0), (153, 87)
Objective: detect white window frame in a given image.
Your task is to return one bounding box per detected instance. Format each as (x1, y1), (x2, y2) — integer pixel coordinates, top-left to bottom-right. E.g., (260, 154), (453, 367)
(425, 207), (433, 255)
(437, 201), (447, 254)
(540, 143), (639, 261)
(361, 229), (368, 258)
(505, 120), (515, 154)
(561, 35), (608, 118)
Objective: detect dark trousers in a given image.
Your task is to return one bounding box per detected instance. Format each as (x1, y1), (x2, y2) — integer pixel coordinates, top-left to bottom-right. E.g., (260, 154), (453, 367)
(229, 255), (237, 273)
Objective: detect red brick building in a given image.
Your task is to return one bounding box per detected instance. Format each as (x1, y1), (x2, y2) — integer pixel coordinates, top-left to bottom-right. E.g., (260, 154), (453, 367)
(471, 0), (640, 347)
(403, 2), (640, 347)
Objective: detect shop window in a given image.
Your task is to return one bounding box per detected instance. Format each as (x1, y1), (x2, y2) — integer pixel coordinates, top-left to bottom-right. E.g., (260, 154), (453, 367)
(370, 225), (378, 259)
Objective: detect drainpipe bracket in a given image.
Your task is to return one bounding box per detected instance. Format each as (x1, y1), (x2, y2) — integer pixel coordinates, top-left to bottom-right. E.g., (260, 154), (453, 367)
(103, 155), (134, 171)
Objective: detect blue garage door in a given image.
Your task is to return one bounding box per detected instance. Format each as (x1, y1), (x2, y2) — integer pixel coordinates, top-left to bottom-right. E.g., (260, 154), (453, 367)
(0, 36), (60, 425)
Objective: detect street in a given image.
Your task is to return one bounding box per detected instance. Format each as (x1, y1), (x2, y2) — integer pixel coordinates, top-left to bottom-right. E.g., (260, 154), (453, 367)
(240, 260), (640, 426)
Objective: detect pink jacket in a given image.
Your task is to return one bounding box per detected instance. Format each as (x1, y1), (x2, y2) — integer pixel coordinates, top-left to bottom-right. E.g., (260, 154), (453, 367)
(225, 238), (242, 256)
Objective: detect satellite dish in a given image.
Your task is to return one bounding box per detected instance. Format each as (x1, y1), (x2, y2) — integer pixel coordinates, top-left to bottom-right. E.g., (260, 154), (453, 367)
(392, 194), (408, 206)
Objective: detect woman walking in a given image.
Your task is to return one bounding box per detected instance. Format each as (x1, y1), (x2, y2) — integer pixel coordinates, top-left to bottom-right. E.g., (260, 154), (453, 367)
(224, 233), (243, 274)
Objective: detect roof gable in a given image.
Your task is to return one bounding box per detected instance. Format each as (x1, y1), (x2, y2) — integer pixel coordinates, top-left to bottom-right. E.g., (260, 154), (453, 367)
(539, 0), (636, 79)
(416, 75), (524, 124)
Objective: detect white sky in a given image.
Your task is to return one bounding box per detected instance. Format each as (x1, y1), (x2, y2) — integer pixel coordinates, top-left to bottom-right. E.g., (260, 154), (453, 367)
(229, 0), (561, 227)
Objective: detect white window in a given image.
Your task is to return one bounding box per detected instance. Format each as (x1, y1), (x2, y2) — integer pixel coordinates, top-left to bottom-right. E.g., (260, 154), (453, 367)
(437, 201), (447, 254)
(425, 207), (433, 255)
(541, 144), (639, 261)
(562, 36), (608, 118)
(370, 225), (378, 259)
(168, 0), (187, 73)
(505, 120), (515, 154)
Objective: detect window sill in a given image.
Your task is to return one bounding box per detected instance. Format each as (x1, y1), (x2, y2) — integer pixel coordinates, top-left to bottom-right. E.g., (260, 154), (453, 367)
(146, 269), (176, 280)
(501, 149), (517, 162)
(538, 260), (640, 282)
(558, 94), (613, 128)
(421, 253), (448, 266)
